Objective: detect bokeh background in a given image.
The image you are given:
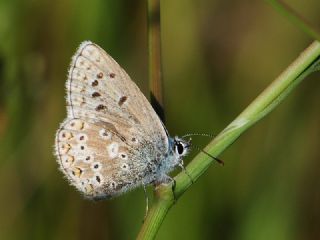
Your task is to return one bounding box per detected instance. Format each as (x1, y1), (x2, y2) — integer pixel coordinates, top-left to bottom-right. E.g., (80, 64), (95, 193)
(0, 0), (320, 239)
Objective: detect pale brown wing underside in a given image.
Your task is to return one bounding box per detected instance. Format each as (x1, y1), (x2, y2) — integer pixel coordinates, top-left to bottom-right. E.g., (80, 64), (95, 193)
(55, 41), (169, 199)
(55, 118), (148, 199)
(66, 41), (168, 151)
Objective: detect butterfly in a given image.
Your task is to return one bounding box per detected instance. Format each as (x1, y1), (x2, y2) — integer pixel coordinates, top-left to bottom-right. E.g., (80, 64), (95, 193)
(54, 41), (191, 200)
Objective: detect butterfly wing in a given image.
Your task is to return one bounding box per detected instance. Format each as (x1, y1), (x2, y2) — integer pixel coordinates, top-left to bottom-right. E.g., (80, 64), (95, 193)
(56, 118), (149, 199)
(55, 41), (169, 199)
(66, 41), (167, 152)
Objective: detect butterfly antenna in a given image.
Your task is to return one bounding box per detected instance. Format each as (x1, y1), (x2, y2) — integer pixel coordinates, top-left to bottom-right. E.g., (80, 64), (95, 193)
(182, 133), (216, 139)
(191, 144), (224, 166)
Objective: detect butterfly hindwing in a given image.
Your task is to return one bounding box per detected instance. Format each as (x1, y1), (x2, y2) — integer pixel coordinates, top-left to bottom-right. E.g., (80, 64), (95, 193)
(55, 118), (151, 199)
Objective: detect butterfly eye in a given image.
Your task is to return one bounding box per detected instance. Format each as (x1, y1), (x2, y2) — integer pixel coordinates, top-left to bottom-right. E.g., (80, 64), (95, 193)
(175, 142), (185, 155)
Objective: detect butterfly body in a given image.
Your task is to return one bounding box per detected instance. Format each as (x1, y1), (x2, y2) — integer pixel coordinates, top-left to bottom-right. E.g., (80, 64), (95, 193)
(55, 41), (189, 200)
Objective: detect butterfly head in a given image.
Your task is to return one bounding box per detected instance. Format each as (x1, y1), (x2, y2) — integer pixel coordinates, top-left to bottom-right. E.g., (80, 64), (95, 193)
(172, 136), (191, 159)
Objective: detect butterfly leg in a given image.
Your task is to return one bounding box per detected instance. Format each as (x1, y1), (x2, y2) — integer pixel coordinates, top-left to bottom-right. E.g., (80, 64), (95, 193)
(142, 183), (149, 222)
(162, 175), (178, 204)
(153, 175), (177, 203)
(178, 161), (194, 184)
(171, 178), (177, 204)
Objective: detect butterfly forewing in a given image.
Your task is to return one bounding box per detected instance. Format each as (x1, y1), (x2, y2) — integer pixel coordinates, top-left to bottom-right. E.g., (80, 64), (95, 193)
(66, 41), (167, 148)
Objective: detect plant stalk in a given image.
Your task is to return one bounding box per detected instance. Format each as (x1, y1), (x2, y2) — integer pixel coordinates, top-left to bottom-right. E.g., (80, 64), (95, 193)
(137, 41), (320, 239)
(265, 0), (320, 42)
(147, 0), (165, 123)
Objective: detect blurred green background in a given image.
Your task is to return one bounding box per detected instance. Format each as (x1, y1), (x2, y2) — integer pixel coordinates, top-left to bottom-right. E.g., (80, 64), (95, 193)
(0, 0), (320, 239)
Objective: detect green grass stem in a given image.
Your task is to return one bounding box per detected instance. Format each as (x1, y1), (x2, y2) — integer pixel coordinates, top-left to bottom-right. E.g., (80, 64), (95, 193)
(137, 41), (320, 240)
